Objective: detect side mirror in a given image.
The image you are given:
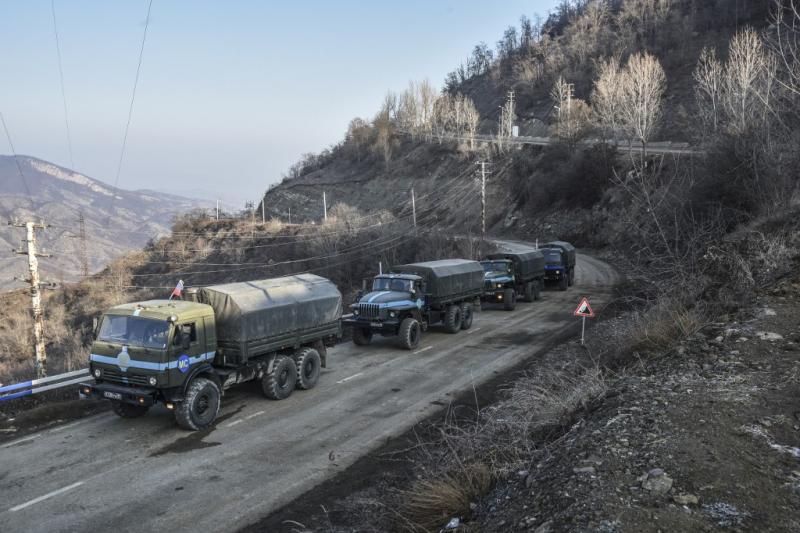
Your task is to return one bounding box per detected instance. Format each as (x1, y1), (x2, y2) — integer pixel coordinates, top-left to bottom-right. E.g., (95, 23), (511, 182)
(92, 316), (100, 340)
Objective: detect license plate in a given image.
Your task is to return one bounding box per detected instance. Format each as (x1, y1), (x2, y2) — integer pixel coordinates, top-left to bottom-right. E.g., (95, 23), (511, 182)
(371, 322), (383, 328)
(103, 391), (122, 400)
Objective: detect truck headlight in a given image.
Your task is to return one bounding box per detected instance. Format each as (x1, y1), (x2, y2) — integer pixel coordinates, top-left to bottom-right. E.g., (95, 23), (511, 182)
(353, 309), (359, 315)
(148, 376), (157, 386)
(93, 368), (102, 378)
(389, 311), (397, 318)
(496, 283), (502, 288)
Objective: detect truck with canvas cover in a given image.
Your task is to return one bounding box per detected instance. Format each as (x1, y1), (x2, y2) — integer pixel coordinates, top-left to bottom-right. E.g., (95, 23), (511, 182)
(541, 241), (577, 291)
(79, 274), (342, 430)
(481, 250), (545, 310)
(342, 259), (484, 350)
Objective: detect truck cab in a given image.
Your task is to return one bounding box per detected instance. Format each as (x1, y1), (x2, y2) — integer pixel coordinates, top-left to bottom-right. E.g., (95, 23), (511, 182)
(542, 247), (573, 290)
(480, 259), (517, 310)
(82, 300), (218, 420)
(346, 273), (425, 348)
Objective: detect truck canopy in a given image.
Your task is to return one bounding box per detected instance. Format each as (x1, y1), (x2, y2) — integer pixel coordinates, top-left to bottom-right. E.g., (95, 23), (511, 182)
(543, 241), (576, 268)
(486, 250), (545, 282)
(392, 259), (484, 306)
(196, 274), (342, 364)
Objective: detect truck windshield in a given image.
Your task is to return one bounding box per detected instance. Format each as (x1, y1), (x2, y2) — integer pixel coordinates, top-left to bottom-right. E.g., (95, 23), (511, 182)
(543, 250), (562, 262)
(373, 278), (412, 292)
(482, 262), (510, 272)
(97, 315), (171, 349)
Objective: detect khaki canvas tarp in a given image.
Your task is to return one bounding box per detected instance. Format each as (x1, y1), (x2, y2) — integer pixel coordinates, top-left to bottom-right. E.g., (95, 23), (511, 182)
(487, 250), (545, 281)
(197, 274), (342, 361)
(393, 259), (484, 304)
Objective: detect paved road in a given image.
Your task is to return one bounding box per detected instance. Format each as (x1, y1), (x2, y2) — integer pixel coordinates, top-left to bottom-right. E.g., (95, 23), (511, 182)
(0, 245), (618, 532)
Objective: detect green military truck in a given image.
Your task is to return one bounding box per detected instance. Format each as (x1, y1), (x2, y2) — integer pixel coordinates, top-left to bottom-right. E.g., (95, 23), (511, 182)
(541, 241), (577, 291)
(79, 274), (342, 430)
(480, 250), (546, 310)
(343, 259), (484, 350)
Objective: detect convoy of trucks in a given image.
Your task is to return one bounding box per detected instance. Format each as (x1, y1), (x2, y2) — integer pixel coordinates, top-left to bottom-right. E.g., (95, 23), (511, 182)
(79, 242), (577, 430)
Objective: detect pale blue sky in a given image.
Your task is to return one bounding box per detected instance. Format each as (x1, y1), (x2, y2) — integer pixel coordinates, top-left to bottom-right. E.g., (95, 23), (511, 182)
(0, 1), (559, 204)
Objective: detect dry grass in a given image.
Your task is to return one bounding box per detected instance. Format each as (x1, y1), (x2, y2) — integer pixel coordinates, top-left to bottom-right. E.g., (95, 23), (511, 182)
(629, 299), (707, 351)
(396, 462), (492, 532)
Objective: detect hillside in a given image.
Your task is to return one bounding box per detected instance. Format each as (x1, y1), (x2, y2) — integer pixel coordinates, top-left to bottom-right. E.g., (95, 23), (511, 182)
(0, 155), (206, 289)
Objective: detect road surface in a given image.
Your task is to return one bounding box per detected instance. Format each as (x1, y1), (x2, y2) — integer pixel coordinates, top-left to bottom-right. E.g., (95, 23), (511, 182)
(0, 245), (618, 532)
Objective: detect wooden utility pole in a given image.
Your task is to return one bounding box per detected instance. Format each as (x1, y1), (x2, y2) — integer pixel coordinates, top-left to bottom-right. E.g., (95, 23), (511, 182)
(215, 199), (220, 221)
(477, 162), (491, 239)
(410, 187), (417, 228)
(323, 191), (327, 223)
(77, 212), (88, 277)
(9, 221), (50, 378)
(261, 194), (266, 223)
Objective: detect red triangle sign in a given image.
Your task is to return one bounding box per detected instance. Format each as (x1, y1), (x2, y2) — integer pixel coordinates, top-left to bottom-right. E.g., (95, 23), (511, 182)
(574, 297), (595, 317)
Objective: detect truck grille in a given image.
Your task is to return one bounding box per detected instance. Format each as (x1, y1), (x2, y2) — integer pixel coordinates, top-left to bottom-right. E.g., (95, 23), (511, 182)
(102, 369), (151, 387)
(358, 303), (381, 319)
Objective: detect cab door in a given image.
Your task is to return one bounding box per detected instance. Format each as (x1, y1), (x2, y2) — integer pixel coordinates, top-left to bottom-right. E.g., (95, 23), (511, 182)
(172, 321), (206, 376)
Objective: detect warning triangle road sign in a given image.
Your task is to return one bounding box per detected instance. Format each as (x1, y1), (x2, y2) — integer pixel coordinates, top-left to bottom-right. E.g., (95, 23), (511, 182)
(574, 297), (595, 317)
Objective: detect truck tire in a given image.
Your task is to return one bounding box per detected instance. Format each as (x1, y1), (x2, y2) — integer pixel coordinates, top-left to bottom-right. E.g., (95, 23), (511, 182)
(503, 288), (516, 311)
(559, 274), (568, 291)
(294, 347), (321, 390)
(261, 355), (297, 400)
(352, 326), (372, 346)
(174, 377), (220, 431)
(399, 317), (421, 350)
(444, 304), (462, 333)
(523, 282), (534, 302)
(460, 303), (473, 330)
(111, 401), (149, 419)
(533, 280), (541, 301)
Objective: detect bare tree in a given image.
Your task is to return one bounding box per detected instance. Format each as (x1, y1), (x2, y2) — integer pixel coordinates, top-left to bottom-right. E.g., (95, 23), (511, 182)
(373, 93), (397, 169)
(462, 97), (480, 150)
(619, 51), (666, 158)
(551, 76), (591, 149)
(496, 91), (516, 151)
(693, 47), (723, 136)
(769, 0), (800, 117)
(591, 56), (624, 143)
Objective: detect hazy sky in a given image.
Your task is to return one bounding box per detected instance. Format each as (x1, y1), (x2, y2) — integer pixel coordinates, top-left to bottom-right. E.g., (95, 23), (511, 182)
(1, 1), (559, 205)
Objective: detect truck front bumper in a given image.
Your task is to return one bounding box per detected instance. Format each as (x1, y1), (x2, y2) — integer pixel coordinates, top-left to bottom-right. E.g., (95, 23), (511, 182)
(79, 381), (157, 407)
(342, 316), (401, 334)
(481, 290), (508, 301)
(544, 268), (564, 280)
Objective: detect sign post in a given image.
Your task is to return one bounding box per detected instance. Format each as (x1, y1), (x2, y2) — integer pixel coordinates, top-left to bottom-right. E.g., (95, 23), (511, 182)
(573, 297), (595, 345)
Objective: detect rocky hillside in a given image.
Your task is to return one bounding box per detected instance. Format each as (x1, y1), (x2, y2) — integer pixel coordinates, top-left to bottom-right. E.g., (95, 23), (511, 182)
(0, 155), (205, 289)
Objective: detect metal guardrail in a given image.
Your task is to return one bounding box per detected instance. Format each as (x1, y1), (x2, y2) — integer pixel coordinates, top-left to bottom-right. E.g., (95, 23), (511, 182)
(0, 369), (92, 402)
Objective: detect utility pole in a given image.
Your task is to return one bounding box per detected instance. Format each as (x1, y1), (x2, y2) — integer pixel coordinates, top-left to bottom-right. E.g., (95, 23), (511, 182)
(9, 221), (50, 378)
(288, 206), (292, 225)
(215, 199), (220, 221)
(261, 195), (266, 223)
(477, 162), (491, 240)
(75, 212), (89, 277)
(323, 191), (327, 223)
(410, 187), (417, 228)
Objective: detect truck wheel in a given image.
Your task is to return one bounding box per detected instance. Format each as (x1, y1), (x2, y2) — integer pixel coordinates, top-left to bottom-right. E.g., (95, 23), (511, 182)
(111, 401), (149, 419)
(261, 355), (297, 400)
(399, 318), (421, 350)
(503, 288), (516, 311)
(174, 377), (220, 431)
(294, 348), (321, 390)
(460, 303), (473, 330)
(352, 326), (372, 346)
(559, 274), (568, 291)
(533, 281), (541, 301)
(444, 304), (462, 333)
(523, 282), (534, 302)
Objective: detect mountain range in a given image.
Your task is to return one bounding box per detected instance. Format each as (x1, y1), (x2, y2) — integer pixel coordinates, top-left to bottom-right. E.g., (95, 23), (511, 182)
(0, 155), (206, 290)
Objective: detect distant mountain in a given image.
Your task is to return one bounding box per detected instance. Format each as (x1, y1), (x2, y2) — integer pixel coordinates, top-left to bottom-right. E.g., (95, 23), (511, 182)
(0, 155), (205, 290)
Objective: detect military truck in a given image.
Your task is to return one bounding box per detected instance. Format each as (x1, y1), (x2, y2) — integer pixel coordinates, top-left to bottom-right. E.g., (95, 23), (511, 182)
(480, 250), (546, 310)
(343, 259), (484, 350)
(541, 241), (577, 291)
(79, 274), (342, 430)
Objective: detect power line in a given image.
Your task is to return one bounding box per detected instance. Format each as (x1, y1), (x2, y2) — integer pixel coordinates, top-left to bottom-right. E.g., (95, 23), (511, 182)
(50, 0), (75, 170)
(106, 0), (154, 223)
(0, 111), (35, 209)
